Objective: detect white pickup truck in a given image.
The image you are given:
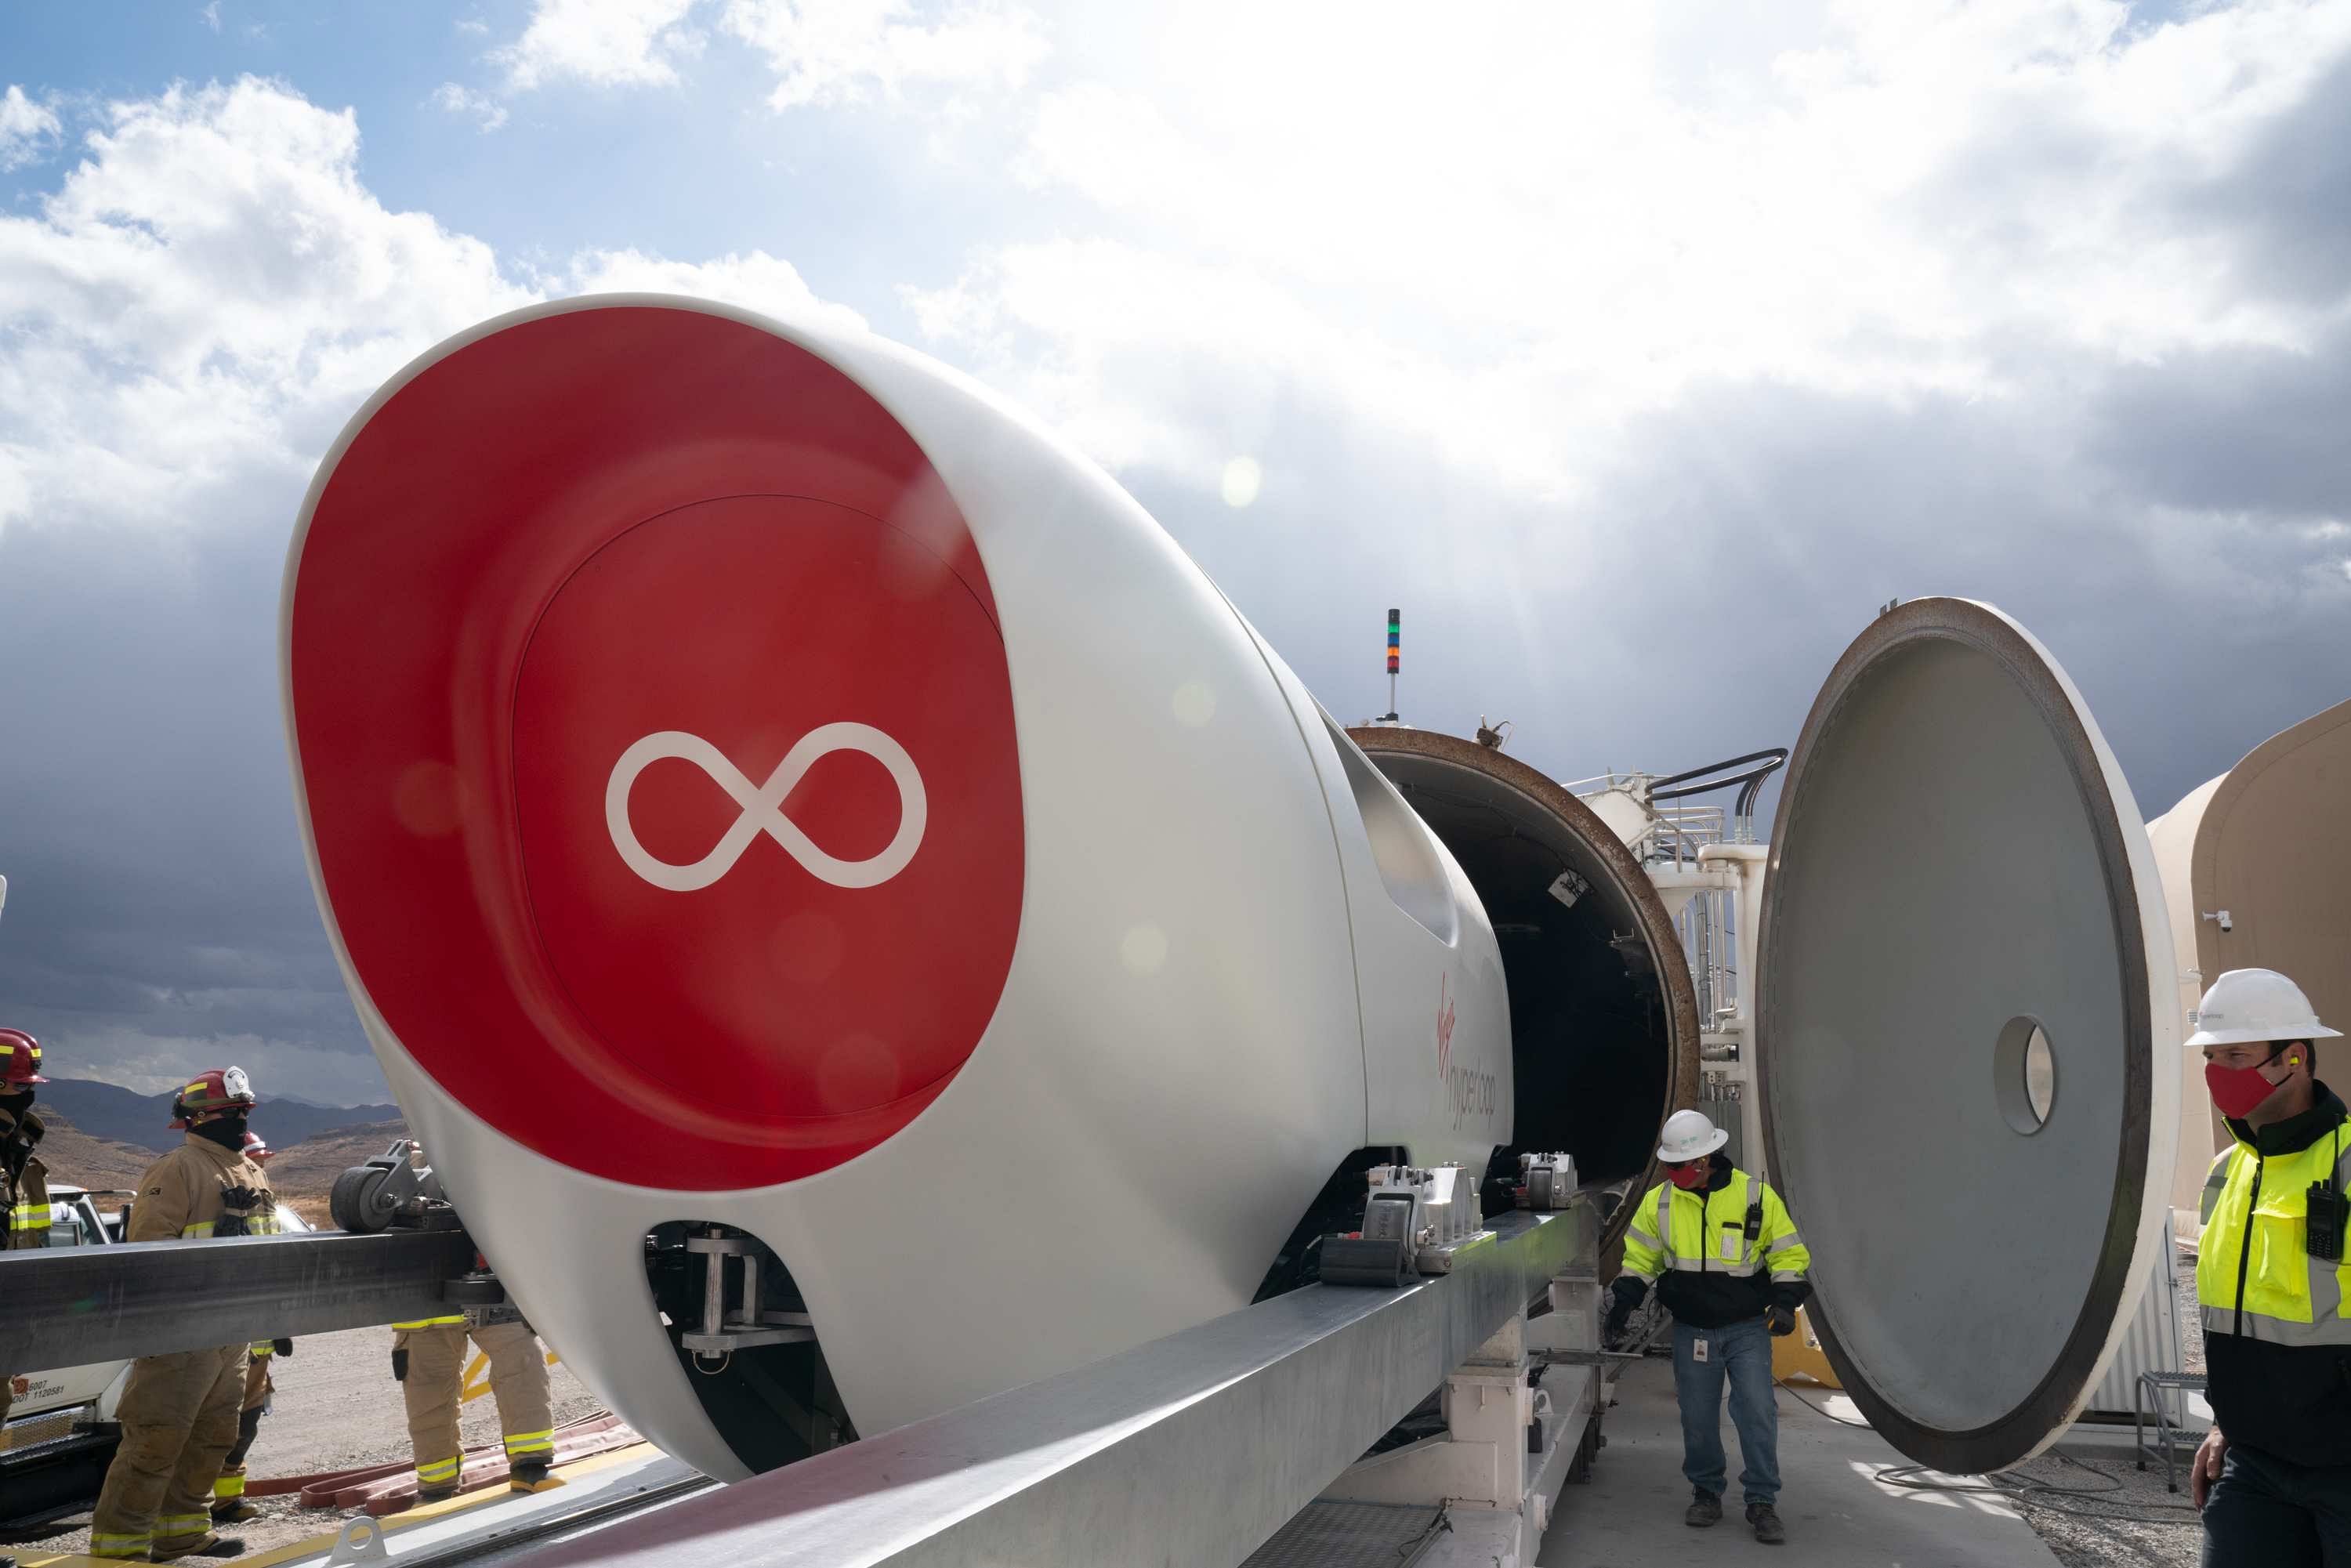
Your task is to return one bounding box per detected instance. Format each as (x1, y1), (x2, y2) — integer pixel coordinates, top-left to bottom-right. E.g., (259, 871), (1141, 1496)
(1, 1184), (312, 1530)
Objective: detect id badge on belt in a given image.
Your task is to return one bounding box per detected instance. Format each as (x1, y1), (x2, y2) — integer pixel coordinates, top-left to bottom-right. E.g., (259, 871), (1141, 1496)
(1693, 1337), (1709, 1363)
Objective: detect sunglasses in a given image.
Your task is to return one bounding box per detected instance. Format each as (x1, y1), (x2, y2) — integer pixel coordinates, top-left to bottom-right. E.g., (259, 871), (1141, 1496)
(1665, 1157), (1709, 1171)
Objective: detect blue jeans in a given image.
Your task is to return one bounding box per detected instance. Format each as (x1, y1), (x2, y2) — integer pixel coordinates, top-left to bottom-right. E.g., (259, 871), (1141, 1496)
(1672, 1315), (1780, 1506)
(2201, 1441), (2351, 1566)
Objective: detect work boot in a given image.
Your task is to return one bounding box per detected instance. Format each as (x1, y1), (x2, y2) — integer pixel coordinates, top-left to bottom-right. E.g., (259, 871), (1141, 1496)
(417, 1483), (462, 1505)
(1747, 1502), (1786, 1544)
(211, 1501), (263, 1525)
(1685, 1489), (1722, 1526)
(150, 1532), (243, 1561)
(509, 1461), (563, 1494)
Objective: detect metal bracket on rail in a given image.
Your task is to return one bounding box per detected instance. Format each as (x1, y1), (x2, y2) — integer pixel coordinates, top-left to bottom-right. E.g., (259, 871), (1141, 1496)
(679, 1227), (815, 1356)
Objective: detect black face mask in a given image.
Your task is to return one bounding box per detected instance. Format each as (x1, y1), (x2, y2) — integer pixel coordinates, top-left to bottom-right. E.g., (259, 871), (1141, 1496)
(194, 1114), (251, 1150)
(0, 1090), (31, 1132)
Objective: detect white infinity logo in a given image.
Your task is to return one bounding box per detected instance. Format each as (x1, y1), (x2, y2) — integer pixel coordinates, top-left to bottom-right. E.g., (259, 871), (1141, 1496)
(605, 725), (928, 893)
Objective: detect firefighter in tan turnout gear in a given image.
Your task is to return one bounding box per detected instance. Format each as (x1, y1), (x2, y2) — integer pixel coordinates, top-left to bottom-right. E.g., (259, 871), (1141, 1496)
(208, 1131), (288, 1527)
(1, 1028), (54, 1476)
(391, 1302), (558, 1502)
(89, 1067), (278, 1563)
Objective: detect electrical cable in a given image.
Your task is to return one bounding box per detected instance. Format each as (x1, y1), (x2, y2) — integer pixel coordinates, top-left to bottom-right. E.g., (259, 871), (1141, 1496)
(1874, 1451), (2201, 1527)
(1772, 1382), (2199, 1525)
(1773, 1378), (1872, 1429)
(1395, 1499), (1452, 1563)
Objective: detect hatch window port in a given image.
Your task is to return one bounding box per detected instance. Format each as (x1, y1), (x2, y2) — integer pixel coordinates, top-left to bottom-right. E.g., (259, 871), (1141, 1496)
(1994, 1016), (2056, 1135)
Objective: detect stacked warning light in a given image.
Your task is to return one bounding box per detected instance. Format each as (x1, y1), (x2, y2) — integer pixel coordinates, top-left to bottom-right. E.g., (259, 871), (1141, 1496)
(1387, 609), (1400, 675)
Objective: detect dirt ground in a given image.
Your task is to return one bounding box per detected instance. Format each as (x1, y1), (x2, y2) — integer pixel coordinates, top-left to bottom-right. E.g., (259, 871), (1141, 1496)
(13, 1324), (601, 1559)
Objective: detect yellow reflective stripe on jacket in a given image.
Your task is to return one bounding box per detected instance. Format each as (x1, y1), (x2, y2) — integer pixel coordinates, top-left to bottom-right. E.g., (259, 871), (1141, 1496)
(1621, 1168), (1811, 1284)
(502, 1429), (556, 1457)
(249, 1341), (275, 1356)
(392, 1316), (468, 1330)
(7, 1202), (49, 1233)
(180, 1215), (281, 1239)
(2197, 1128), (2351, 1345)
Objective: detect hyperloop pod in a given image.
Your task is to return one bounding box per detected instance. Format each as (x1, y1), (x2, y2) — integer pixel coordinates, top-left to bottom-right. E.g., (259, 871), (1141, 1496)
(279, 296), (1696, 1482)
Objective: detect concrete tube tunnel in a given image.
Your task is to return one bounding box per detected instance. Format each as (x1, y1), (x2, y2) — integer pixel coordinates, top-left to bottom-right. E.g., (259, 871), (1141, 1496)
(1352, 728), (1700, 1236)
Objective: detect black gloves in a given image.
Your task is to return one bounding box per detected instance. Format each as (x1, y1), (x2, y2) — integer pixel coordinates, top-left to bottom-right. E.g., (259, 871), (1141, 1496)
(391, 1346), (409, 1382)
(1766, 1303), (1797, 1338)
(1605, 1276), (1646, 1343)
(273, 1338), (294, 1357)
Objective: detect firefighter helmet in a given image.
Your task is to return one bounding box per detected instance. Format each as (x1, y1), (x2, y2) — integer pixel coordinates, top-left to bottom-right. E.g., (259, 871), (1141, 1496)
(242, 1129), (272, 1163)
(170, 1066), (256, 1128)
(0, 1027), (45, 1088)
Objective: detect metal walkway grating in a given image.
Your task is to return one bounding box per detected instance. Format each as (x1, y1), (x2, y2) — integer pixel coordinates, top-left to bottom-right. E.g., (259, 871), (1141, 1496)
(1241, 1499), (1450, 1568)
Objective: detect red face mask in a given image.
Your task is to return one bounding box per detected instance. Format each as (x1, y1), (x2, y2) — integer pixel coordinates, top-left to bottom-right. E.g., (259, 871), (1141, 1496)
(1668, 1160), (1711, 1190)
(2206, 1047), (2294, 1120)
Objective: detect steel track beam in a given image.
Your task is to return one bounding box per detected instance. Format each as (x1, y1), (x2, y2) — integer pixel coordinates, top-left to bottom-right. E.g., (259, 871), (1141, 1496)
(509, 1205), (1587, 1568)
(0, 1229), (478, 1370)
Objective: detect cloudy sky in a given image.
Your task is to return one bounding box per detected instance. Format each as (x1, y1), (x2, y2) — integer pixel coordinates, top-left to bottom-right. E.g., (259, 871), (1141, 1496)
(2, 0), (2347, 1103)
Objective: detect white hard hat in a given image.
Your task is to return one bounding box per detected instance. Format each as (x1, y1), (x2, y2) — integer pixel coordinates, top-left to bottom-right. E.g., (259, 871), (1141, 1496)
(2185, 968), (2342, 1048)
(1657, 1108), (1729, 1164)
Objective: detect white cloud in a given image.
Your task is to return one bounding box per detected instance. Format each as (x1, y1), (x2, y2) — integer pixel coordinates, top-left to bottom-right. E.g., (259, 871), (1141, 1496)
(201, 1), (221, 31)
(0, 76), (860, 540)
(0, 78), (531, 536)
(42, 1027), (380, 1104)
(456, 16), (491, 35)
(489, 0), (1045, 107)
(0, 85), (63, 172)
(432, 81), (510, 131)
(496, 0), (708, 89)
(560, 247), (868, 335)
(919, 0), (2351, 507)
(719, 0), (1047, 109)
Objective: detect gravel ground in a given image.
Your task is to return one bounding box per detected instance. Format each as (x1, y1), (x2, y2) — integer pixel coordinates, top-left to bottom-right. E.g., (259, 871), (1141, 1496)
(2005, 1247), (2206, 1568)
(2006, 1449), (2204, 1568)
(13, 1325), (603, 1559)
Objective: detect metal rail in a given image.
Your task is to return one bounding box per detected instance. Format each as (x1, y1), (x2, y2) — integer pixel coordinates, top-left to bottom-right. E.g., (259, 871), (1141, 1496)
(0, 1229), (478, 1371)
(375, 1471), (716, 1568)
(509, 1206), (1587, 1568)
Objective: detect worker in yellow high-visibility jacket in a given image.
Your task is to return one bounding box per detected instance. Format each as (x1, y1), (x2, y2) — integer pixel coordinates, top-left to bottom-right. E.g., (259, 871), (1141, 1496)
(1606, 1109), (1810, 1548)
(2186, 969), (2351, 1566)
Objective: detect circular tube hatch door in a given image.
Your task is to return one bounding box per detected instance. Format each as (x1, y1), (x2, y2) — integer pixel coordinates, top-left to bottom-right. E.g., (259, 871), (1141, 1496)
(1757, 597), (2180, 1473)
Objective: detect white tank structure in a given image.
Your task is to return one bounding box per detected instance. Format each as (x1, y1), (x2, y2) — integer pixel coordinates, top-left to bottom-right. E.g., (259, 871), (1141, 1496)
(279, 297), (1709, 1483)
(2148, 696), (2351, 1226)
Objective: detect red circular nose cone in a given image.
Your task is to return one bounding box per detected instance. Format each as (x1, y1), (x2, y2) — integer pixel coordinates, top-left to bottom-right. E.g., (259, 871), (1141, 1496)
(515, 496), (1022, 1134)
(288, 304), (1024, 1188)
